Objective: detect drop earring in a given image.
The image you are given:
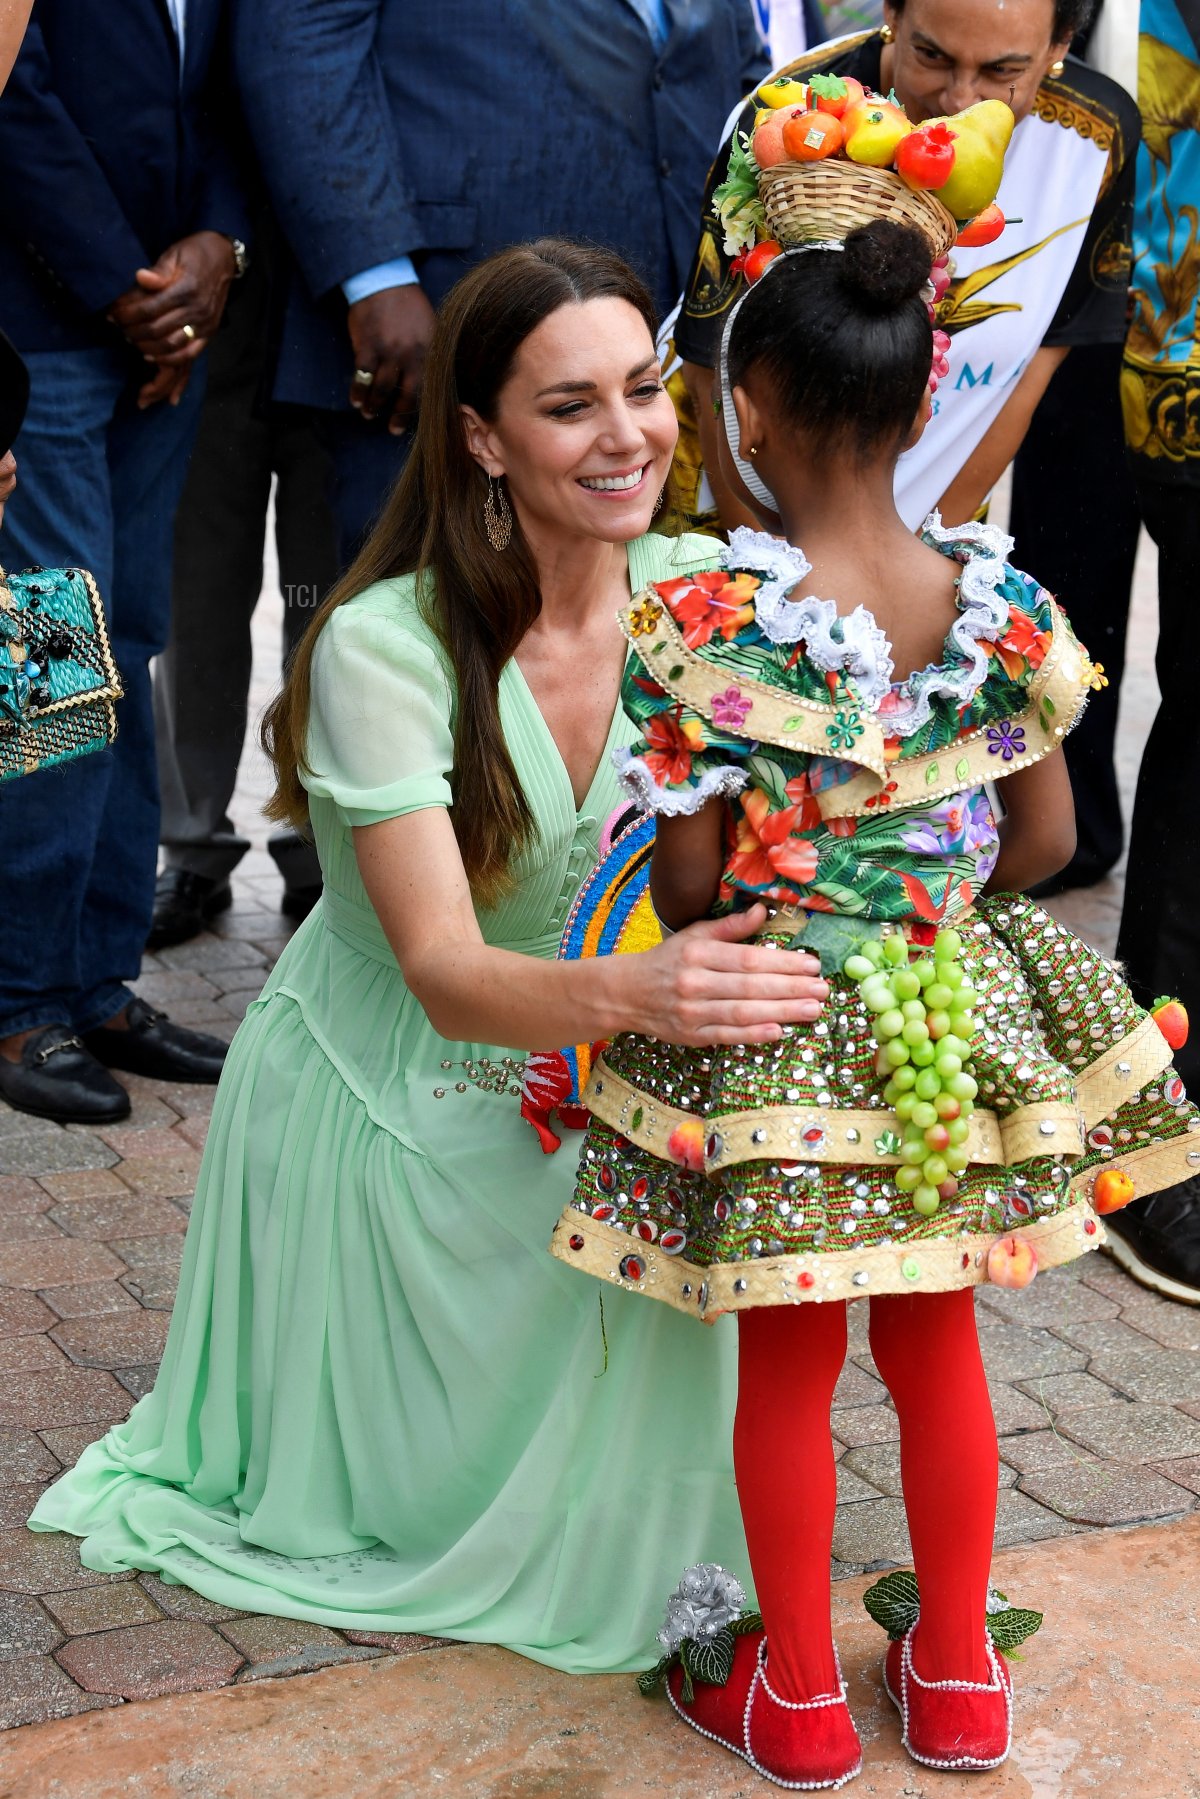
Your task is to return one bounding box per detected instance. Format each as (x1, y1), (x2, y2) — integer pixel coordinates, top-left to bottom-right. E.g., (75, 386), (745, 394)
(484, 475), (513, 551)
(652, 486), (665, 517)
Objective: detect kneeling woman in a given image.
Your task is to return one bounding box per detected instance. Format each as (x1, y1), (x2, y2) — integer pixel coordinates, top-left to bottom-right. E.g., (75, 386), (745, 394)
(28, 241), (829, 1671)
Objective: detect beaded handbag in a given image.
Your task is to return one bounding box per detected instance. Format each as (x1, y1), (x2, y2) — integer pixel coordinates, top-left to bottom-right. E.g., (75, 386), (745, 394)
(0, 564), (122, 782)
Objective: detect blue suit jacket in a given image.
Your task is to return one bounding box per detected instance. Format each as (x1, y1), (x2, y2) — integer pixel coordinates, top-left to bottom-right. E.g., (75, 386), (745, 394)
(0, 0), (248, 352)
(236, 0), (769, 409)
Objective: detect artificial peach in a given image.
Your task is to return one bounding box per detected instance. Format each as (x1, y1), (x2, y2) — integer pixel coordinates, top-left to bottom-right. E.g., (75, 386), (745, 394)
(1093, 1167), (1136, 1215)
(986, 1234), (1038, 1289)
(667, 1118), (705, 1173)
(752, 108), (803, 169)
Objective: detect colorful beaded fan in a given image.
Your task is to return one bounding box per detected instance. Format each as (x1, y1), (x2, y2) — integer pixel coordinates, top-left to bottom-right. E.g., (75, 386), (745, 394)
(520, 806), (661, 1152)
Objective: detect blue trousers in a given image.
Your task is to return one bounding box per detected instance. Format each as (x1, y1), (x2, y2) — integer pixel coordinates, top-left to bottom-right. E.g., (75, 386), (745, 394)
(0, 347), (203, 1036)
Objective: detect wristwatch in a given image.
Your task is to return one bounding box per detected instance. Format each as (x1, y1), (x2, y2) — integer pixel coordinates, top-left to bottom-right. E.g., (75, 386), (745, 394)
(227, 237), (250, 280)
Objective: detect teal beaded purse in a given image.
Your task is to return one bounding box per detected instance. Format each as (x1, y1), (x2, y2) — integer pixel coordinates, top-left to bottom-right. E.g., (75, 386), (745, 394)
(0, 564), (122, 781)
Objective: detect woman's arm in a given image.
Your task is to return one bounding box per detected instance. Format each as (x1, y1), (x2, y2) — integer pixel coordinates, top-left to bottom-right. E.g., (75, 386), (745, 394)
(650, 803), (726, 932)
(981, 749), (1077, 896)
(935, 346), (1069, 528)
(355, 807), (828, 1050)
(0, 0), (32, 92)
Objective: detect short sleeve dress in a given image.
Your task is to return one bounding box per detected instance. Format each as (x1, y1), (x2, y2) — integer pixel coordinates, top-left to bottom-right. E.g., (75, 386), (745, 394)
(28, 532), (755, 1674)
(551, 521), (1200, 1316)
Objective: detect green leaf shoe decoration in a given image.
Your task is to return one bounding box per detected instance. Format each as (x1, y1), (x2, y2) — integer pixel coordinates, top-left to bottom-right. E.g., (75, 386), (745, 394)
(863, 1569), (1043, 1652)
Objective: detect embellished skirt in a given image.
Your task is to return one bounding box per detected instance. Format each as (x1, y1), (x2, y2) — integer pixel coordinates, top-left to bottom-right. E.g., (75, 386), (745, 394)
(550, 894), (1199, 1318)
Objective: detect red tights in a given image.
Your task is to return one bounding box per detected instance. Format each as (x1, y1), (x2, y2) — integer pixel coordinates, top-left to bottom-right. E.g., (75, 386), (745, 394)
(734, 1290), (998, 1701)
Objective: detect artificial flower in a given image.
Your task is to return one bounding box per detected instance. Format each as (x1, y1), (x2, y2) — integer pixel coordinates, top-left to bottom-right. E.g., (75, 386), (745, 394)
(710, 685), (753, 730)
(659, 570), (759, 650)
(642, 707), (706, 787)
(726, 786), (820, 890)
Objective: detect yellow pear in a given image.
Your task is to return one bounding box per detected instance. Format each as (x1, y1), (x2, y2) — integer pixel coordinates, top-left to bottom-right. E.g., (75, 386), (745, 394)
(924, 100), (1015, 219)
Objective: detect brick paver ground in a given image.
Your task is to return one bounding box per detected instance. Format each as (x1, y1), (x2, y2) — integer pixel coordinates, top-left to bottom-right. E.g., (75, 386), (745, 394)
(1, 522), (1196, 1732)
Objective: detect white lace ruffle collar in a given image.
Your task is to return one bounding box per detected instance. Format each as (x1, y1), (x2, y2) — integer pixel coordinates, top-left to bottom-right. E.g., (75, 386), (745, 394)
(723, 527), (894, 709)
(720, 514), (1014, 738)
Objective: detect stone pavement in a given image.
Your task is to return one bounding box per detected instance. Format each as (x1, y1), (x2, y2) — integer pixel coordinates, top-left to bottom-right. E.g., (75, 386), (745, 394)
(2, 1517), (1197, 1798)
(1, 525), (1198, 1785)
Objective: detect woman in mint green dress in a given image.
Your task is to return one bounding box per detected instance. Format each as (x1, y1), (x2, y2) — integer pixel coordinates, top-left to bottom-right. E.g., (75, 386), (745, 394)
(29, 241), (829, 1672)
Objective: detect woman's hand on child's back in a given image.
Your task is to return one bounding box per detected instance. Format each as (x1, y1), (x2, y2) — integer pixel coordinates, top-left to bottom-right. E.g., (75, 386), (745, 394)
(633, 905), (828, 1047)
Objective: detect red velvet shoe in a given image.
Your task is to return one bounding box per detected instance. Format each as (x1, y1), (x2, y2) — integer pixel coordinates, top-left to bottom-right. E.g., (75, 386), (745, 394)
(668, 1632), (862, 1790)
(883, 1628), (1013, 1771)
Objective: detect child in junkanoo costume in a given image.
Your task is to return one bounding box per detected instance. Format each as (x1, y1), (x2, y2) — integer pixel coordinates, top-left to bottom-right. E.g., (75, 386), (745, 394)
(547, 212), (1199, 1784)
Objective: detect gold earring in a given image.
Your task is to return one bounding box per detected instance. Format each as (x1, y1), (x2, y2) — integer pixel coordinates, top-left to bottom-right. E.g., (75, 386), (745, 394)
(484, 475), (512, 551)
(1048, 58), (1065, 77)
(747, 445), (759, 458)
(879, 21), (894, 44)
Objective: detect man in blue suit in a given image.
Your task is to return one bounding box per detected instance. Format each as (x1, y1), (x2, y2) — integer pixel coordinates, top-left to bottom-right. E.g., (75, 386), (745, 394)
(238, 0), (771, 559)
(0, 0), (250, 1123)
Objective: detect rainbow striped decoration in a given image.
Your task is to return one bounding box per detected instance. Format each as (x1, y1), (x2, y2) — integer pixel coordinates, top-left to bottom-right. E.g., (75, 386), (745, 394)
(557, 805), (662, 1104)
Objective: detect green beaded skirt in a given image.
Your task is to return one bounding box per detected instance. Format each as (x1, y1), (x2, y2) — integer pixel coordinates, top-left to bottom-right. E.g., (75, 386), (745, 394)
(550, 895), (1199, 1317)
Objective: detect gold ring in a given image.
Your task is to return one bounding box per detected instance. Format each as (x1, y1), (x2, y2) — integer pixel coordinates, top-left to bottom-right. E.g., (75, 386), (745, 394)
(353, 367), (375, 388)
(181, 324), (196, 342)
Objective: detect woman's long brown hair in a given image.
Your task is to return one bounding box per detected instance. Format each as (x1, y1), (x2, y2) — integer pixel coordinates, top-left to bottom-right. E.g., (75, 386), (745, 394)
(262, 237), (678, 909)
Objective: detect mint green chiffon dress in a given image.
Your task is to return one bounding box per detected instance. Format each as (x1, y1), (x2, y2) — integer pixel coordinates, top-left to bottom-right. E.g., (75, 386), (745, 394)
(28, 533), (751, 1673)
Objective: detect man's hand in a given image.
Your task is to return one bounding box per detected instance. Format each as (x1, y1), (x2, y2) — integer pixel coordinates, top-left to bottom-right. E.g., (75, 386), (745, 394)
(346, 284), (436, 433)
(109, 231), (236, 363)
(135, 359), (199, 411)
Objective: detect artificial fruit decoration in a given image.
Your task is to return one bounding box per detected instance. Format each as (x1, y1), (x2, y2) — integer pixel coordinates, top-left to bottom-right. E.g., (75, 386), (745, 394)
(843, 98), (913, 167)
(757, 74), (809, 109)
(923, 100), (1014, 218)
(894, 122), (958, 191)
(740, 239), (784, 282)
(752, 108), (806, 168)
(986, 1234), (1038, 1289)
(1152, 996), (1189, 1051)
(1093, 1168), (1136, 1215)
(782, 109), (845, 162)
(956, 203), (1007, 246)
(805, 72), (867, 119)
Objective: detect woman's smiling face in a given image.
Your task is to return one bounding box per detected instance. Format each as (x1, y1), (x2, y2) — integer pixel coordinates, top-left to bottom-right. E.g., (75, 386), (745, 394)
(460, 296), (679, 547)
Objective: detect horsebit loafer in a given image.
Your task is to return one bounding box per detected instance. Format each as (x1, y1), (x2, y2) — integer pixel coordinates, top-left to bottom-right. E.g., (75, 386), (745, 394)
(84, 997), (229, 1084)
(0, 1027), (131, 1124)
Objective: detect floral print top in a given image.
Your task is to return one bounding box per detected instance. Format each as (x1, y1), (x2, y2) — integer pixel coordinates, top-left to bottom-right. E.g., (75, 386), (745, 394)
(614, 517), (1095, 926)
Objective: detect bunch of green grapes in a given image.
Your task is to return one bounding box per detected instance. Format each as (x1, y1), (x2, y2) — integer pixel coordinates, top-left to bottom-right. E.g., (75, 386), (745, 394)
(842, 930), (978, 1216)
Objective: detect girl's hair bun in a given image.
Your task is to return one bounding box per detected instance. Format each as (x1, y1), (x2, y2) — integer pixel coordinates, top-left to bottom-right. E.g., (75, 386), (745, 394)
(838, 219), (931, 312)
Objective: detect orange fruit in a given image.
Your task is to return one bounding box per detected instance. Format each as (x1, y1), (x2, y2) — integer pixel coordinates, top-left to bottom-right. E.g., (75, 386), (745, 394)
(782, 110), (845, 162)
(1093, 1168), (1136, 1215)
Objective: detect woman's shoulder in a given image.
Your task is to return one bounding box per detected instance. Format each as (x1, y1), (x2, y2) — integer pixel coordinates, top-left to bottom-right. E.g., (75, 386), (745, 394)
(630, 528), (724, 588)
(317, 576), (448, 668)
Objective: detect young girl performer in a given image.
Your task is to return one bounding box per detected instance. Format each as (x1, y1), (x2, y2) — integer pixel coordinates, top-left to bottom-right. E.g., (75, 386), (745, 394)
(550, 218), (1197, 1784)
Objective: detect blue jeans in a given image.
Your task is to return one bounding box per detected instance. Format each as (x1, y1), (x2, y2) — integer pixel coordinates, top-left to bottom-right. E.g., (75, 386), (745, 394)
(0, 347), (204, 1036)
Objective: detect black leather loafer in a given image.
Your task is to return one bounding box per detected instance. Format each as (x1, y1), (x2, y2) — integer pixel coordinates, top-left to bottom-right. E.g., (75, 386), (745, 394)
(147, 868), (233, 951)
(83, 997), (229, 1084)
(0, 1027), (131, 1124)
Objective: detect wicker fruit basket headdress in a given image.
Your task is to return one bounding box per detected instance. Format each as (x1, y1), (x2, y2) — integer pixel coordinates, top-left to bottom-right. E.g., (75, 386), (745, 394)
(758, 159), (957, 261)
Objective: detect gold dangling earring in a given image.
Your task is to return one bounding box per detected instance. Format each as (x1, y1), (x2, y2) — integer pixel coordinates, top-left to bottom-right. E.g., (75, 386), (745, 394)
(1048, 58), (1065, 77)
(484, 475), (513, 551)
(879, 21), (893, 44)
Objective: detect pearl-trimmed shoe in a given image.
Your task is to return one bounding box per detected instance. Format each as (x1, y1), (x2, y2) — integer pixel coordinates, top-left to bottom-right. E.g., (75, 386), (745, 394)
(883, 1628), (1013, 1771)
(667, 1632), (862, 1789)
